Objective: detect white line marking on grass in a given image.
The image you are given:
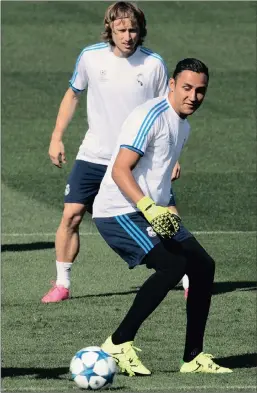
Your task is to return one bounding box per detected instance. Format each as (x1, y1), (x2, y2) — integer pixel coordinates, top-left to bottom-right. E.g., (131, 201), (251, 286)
(4, 386), (257, 392)
(193, 231), (256, 235)
(1, 231), (257, 237)
(2, 232), (98, 237)
(145, 388), (257, 392)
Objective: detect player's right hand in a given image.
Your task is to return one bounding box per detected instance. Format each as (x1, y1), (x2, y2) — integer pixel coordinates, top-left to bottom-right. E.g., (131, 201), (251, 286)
(137, 196), (181, 239)
(49, 138), (66, 168)
(171, 161), (181, 182)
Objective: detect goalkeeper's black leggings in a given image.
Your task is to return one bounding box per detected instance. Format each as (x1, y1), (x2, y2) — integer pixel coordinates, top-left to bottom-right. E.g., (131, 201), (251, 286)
(111, 236), (215, 362)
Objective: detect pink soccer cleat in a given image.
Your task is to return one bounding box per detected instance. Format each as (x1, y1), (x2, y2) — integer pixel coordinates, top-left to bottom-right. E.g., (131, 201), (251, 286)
(41, 282), (70, 303)
(184, 288), (189, 299)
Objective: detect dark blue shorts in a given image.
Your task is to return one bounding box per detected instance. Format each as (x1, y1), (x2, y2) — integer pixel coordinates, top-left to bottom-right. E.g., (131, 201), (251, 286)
(64, 160), (107, 211)
(94, 212), (193, 269)
(64, 160), (176, 211)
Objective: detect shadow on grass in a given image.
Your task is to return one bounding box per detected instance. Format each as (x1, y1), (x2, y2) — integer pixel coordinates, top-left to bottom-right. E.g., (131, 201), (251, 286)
(2, 367), (69, 379)
(3, 354), (255, 380)
(174, 281), (257, 295)
(72, 281), (256, 300)
(1, 242), (55, 252)
(71, 289), (139, 299)
(213, 281), (257, 294)
(2, 367), (127, 389)
(215, 353), (257, 369)
(162, 353), (257, 373)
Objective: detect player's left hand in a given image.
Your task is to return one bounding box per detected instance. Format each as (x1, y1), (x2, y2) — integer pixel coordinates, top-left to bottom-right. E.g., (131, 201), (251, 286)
(171, 161), (181, 181)
(137, 196), (181, 239)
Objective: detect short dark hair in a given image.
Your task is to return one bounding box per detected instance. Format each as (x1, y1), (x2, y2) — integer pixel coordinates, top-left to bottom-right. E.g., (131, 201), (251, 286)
(101, 1), (147, 46)
(173, 58), (209, 82)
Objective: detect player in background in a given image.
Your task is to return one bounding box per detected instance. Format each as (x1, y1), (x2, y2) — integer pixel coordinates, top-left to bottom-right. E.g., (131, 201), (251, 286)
(93, 58), (232, 375)
(42, 1), (181, 303)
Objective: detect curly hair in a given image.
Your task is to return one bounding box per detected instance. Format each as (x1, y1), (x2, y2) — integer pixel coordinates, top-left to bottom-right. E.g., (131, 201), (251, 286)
(101, 1), (147, 46)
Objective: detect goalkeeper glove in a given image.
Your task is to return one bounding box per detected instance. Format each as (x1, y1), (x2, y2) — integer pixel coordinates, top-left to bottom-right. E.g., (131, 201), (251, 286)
(137, 196), (181, 239)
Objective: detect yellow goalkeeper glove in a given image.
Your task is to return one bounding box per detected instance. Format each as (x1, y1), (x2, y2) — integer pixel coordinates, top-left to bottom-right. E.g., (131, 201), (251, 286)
(137, 196), (181, 239)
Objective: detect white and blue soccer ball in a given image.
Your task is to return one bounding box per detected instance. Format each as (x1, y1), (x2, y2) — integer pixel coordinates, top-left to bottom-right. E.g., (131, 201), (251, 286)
(70, 346), (117, 390)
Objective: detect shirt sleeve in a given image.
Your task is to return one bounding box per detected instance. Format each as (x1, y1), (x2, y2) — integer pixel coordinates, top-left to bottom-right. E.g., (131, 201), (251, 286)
(69, 50), (88, 92)
(155, 60), (170, 96)
(119, 102), (166, 156)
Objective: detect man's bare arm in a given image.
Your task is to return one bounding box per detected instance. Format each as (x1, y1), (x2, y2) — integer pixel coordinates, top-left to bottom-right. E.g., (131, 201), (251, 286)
(49, 88), (81, 168)
(111, 148), (144, 204)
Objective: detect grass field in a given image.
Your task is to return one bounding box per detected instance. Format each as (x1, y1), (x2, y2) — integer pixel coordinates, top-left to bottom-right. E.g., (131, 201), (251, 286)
(2, 1), (256, 392)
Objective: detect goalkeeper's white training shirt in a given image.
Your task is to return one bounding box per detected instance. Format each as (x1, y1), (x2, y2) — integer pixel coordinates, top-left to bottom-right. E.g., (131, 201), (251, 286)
(69, 42), (169, 165)
(93, 95), (190, 218)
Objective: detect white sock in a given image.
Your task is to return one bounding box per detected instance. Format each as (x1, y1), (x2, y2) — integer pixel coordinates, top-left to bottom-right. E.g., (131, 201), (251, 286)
(56, 261), (72, 289)
(182, 274), (189, 290)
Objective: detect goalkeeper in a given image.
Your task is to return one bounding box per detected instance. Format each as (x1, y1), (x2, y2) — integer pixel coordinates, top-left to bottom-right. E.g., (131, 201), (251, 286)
(93, 58), (232, 375)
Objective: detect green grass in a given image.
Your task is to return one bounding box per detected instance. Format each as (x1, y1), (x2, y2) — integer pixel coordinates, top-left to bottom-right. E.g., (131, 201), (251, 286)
(2, 229), (256, 392)
(1, 1), (256, 392)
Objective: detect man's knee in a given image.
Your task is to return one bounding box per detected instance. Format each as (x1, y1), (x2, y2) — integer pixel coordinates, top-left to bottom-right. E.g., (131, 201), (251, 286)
(143, 242), (187, 280)
(61, 204), (86, 229)
(182, 237), (215, 278)
(202, 254), (215, 280)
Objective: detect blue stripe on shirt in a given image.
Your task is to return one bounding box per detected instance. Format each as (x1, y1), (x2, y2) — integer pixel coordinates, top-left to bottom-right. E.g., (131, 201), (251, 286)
(140, 47), (169, 81)
(69, 43), (108, 86)
(133, 100), (167, 148)
(120, 145), (144, 156)
(133, 101), (169, 151)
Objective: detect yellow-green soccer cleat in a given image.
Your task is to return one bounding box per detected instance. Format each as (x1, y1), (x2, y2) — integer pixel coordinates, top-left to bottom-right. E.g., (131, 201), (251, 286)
(180, 352), (233, 374)
(101, 336), (151, 377)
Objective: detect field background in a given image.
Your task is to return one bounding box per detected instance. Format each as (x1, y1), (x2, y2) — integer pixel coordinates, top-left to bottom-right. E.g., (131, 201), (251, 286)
(2, 1), (256, 393)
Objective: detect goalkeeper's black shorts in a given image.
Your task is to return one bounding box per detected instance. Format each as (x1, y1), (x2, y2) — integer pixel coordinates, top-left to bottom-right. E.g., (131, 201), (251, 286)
(94, 212), (193, 269)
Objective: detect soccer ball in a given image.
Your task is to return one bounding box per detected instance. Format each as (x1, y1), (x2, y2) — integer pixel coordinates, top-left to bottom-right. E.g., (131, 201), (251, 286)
(70, 346), (117, 390)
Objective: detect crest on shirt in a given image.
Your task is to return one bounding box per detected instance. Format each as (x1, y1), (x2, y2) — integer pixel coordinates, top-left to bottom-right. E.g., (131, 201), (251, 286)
(146, 226), (157, 238)
(136, 73), (144, 86)
(64, 184), (70, 196)
(99, 69), (108, 82)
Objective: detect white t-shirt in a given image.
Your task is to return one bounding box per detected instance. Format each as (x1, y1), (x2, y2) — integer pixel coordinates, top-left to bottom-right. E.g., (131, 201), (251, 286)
(69, 43), (169, 165)
(93, 95), (191, 218)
